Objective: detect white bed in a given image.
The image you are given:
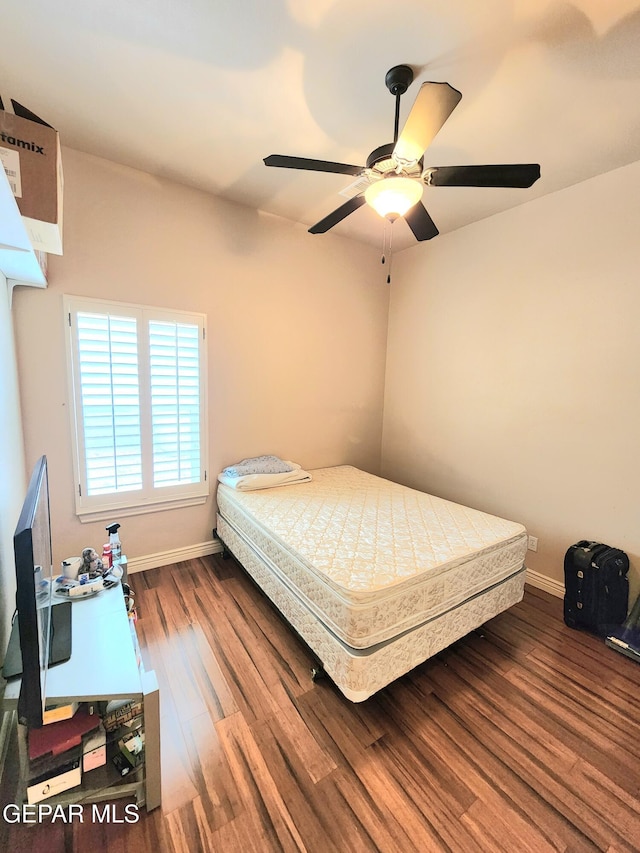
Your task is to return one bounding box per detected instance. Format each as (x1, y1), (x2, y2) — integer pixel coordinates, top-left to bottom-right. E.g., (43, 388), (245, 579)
(216, 465), (527, 702)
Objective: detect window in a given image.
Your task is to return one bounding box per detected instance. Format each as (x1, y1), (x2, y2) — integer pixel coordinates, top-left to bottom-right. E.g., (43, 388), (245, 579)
(64, 296), (208, 520)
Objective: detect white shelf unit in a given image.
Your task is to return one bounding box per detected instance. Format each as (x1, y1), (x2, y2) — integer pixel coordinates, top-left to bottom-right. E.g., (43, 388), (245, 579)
(0, 165), (47, 289)
(2, 586), (161, 810)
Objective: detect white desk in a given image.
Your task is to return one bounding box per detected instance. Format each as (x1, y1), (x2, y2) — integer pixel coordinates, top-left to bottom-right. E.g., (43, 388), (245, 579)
(4, 586), (142, 706)
(2, 585), (161, 810)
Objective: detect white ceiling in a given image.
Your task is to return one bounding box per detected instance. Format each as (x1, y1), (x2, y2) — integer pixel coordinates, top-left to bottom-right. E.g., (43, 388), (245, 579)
(3, 1), (640, 250)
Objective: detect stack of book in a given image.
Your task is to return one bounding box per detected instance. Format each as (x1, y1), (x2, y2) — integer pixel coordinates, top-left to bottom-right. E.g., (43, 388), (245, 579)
(27, 704), (101, 804)
(25, 698), (145, 803)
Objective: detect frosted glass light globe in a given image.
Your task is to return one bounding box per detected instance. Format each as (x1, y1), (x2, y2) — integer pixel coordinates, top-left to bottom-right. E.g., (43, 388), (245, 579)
(365, 177), (423, 219)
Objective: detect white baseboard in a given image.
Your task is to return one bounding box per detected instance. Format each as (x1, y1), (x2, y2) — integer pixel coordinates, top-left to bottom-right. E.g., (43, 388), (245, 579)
(127, 539), (224, 574)
(525, 567), (565, 599)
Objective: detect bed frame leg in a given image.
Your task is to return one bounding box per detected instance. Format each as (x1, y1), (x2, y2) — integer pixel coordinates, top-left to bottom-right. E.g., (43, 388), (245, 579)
(213, 527), (232, 559)
(310, 665), (326, 682)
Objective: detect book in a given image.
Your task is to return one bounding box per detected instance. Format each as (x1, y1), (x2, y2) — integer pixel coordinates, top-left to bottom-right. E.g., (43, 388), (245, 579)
(102, 699), (143, 732)
(28, 745), (82, 782)
(28, 704), (100, 760)
(43, 701), (79, 725)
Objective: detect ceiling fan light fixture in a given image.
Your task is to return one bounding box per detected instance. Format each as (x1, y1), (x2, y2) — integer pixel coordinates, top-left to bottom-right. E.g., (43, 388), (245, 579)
(265, 67), (540, 240)
(365, 176), (423, 219)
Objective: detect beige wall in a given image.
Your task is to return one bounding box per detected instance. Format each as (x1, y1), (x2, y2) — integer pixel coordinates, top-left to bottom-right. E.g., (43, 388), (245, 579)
(382, 161), (640, 600)
(10, 143), (639, 621)
(0, 274), (27, 655)
(12, 148), (388, 572)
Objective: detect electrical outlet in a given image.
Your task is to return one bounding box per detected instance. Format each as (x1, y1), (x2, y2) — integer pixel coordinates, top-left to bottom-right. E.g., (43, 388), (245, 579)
(527, 535), (538, 552)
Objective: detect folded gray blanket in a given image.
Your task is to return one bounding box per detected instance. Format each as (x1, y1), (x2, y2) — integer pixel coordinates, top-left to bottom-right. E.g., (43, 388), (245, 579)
(222, 455), (294, 478)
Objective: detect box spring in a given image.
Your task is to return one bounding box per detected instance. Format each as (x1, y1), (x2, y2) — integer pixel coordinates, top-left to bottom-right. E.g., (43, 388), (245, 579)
(216, 466), (526, 701)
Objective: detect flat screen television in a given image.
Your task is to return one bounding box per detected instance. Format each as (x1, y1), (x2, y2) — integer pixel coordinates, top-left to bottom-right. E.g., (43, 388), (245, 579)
(2, 455), (72, 727)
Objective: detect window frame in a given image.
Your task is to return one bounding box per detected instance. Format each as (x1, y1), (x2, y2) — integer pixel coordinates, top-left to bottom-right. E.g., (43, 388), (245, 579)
(64, 295), (209, 522)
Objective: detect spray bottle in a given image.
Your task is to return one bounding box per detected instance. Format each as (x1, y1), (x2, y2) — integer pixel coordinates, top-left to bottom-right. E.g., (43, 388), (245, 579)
(105, 522), (122, 564)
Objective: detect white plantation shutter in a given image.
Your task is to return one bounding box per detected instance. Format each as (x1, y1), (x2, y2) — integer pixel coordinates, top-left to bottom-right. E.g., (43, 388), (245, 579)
(65, 297), (208, 518)
(149, 320), (201, 487)
(77, 312), (143, 495)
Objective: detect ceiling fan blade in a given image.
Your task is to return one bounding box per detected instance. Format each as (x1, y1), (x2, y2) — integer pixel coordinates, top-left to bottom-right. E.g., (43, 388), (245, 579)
(308, 195), (366, 234)
(393, 82), (462, 168)
(404, 202), (439, 242)
(425, 164), (541, 188)
(264, 154), (362, 176)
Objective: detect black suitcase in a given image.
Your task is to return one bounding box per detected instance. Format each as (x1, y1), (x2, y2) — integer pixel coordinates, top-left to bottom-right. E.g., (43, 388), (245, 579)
(564, 540), (629, 636)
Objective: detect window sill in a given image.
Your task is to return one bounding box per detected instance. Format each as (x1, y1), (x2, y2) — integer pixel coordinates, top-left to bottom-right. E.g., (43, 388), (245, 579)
(77, 493), (208, 523)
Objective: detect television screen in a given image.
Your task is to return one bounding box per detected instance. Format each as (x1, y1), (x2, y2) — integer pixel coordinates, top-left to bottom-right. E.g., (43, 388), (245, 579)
(2, 456), (72, 727)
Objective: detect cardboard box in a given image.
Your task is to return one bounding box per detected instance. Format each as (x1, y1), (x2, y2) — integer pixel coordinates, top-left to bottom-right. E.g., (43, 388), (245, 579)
(27, 758), (81, 804)
(0, 100), (63, 255)
(83, 724), (107, 772)
(118, 729), (145, 767)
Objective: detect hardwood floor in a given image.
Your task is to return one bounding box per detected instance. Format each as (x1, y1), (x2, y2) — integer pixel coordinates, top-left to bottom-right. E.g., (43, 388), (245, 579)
(2, 553), (640, 852)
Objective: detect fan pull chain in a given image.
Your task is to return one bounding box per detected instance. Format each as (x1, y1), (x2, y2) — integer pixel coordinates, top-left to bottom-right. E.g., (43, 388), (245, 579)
(380, 220), (395, 283)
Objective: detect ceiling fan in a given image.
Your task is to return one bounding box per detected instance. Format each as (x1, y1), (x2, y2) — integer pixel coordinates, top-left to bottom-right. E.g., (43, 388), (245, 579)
(264, 65), (540, 242)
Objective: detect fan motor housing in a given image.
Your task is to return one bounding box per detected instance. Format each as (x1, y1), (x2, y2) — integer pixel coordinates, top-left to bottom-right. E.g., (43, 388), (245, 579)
(366, 143), (395, 171)
(366, 143), (423, 178)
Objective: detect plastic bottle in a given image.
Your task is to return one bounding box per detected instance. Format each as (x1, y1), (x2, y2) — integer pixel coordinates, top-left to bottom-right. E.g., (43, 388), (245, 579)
(106, 522), (122, 563)
(101, 543), (112, 570)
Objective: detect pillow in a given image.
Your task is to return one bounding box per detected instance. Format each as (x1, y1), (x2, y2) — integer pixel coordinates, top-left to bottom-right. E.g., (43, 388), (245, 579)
(222, 455), (294, 478)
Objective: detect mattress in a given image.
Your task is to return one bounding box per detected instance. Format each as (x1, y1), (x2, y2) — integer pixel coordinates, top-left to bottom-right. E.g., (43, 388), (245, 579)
(216, 466), (527, 649)
(216, 512), (525, 701)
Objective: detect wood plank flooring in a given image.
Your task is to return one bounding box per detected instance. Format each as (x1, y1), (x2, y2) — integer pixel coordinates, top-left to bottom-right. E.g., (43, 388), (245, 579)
(2, 553), (640, 852)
